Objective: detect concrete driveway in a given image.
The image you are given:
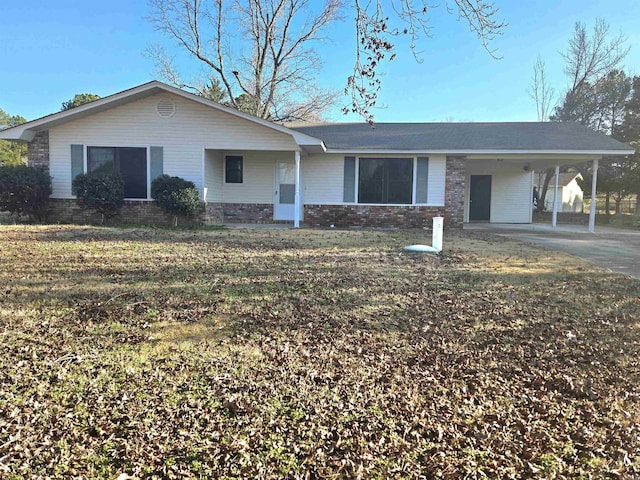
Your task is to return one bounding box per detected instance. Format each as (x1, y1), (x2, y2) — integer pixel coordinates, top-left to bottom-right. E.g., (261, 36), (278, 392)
(465, 223), (640, 279)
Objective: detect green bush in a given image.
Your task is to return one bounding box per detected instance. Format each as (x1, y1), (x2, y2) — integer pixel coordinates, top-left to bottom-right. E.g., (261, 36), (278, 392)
(0, 164), (52, 221)
(73, 172), (124, 222)
(151, 174), (201, 225)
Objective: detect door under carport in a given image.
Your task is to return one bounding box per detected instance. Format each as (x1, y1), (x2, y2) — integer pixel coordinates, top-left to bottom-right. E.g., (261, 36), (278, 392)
(469, 175), (492, 221)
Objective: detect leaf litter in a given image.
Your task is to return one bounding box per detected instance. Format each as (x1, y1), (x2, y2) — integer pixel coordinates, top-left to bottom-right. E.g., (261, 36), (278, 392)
(0, 225), (639, 479)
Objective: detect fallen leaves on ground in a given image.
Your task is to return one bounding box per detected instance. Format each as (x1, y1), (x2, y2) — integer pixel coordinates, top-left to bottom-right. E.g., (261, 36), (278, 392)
(0, 225), (639, 479)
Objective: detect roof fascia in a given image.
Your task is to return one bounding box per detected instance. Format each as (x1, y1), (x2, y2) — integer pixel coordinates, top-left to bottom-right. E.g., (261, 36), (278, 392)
(325, 148), (635, 156)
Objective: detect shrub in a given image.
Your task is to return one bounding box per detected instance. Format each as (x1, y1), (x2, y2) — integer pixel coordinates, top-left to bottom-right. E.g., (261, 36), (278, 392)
(151, 174), (201, 225)
(0, 164), (52, 221)
(73, 172), (124, 223)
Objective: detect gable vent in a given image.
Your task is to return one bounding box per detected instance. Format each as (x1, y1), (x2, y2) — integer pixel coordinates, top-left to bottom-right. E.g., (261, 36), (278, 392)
(156, 98), (175, 118)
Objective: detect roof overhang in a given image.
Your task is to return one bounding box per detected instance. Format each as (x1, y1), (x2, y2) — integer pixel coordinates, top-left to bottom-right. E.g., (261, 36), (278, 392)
(322, 149), (635, 170)
(326, 149), (634, 157)
(0, 81), (326, 152)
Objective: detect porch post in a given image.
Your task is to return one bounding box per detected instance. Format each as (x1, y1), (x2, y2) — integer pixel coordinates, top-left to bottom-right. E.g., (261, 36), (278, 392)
(294, 150), (301, 228)
(552, 165), (560, 228)
(589, 158), (599, 233)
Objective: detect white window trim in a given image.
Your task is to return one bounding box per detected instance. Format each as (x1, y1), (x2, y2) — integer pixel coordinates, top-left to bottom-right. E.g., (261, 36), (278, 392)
(84, 144), (152, 200)
(223, 154), (244, 185)
(355, 155), (429, 206)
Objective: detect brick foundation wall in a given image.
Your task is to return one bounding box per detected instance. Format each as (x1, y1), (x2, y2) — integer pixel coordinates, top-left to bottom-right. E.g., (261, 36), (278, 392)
(304, 205), (449, 229)
(46, 199), (225, 227)
(445, 156), (466, 226)
(28, 131), (50, 171)
(212, 203), (275, 223)
(44, 199), (274, 226)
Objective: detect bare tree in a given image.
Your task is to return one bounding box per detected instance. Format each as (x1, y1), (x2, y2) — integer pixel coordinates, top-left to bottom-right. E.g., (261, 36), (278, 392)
(553, 18), (629, 123)
(148, 0), (505, 123)
(540, 19), (630, 214)
(147, 0), (343, 122)
(528, 55), (555, 122)
(347, 0), (505, 124)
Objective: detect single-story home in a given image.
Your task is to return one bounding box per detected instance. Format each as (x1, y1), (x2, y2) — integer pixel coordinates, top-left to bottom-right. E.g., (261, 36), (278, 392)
(536, 172), (584, 213)
(0, 81), (633, 229)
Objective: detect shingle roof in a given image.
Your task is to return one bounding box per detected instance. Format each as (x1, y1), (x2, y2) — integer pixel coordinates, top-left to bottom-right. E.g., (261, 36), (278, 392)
(290, 122), (632, 152)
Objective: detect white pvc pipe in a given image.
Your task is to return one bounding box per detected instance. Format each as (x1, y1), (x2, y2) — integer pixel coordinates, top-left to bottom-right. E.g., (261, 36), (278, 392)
(432, 216), (443, 252)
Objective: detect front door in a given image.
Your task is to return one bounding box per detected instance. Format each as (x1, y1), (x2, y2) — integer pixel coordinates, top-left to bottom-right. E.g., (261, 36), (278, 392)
(274, 160), (295, 220)
(469, 175), (492, 221)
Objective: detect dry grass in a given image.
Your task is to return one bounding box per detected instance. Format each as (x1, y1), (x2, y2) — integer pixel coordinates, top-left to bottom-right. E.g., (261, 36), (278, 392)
(0, 225), (639, 479)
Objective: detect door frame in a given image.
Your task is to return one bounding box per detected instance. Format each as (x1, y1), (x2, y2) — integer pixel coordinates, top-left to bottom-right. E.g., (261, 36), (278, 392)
(273, 158), (303, 221)
(468, 174), (492, 222)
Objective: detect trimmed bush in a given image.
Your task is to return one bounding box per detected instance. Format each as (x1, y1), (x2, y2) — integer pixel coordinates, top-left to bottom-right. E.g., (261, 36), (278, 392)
(151, 174), (201, 225)
(73, 172), (124, 222)
(0, 164), (52, 221)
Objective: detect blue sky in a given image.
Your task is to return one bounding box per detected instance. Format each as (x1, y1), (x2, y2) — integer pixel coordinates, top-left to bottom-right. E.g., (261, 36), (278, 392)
(1, 1), (639, 123)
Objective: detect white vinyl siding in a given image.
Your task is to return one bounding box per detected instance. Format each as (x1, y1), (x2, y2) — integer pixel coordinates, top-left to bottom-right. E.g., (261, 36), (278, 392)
(220, 151), (293, 204)
(48, 92), (298, 198)
(303, 153), (446, 206)
(425, 155), (446, 206)
(303, 154), (344, 204)
(466, 161), (533, 223)
(204, 150), (223, 202)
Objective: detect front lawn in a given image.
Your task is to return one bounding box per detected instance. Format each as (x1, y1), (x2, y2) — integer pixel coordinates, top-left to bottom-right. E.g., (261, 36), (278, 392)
(1, 225), (638, 478)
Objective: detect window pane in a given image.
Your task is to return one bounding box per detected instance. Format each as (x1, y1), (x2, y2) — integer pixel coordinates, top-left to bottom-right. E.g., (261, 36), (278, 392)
(116, 147), (147, 199)
(386, 158), (413, 204)
(226, 156), (243, 183)
(358, 158), (413, 204)
(279, 184), (295, 204)
(358, 158), (384, 203)
(87, 147), (116, 175)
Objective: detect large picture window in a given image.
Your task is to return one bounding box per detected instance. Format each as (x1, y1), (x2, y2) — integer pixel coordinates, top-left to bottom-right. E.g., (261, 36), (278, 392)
(358, 158), (413, 204)
(87, 147), (147, 199)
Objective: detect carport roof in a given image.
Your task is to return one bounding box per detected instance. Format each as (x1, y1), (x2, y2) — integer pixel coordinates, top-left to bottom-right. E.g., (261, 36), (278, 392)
(291, 122), (634, 154)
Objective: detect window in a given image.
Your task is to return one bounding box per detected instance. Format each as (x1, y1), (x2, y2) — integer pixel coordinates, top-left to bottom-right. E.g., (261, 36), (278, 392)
(87, 147), (147, 199)
(358, 157), (413, 204)
(225, 155), (243, 183)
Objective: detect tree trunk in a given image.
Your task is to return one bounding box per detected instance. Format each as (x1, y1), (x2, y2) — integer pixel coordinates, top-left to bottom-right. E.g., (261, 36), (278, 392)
(614, 195), (622, 214)
(605, 192), (611, 216)
(636, 194), (640, 215)
(537, 168), (555, 212)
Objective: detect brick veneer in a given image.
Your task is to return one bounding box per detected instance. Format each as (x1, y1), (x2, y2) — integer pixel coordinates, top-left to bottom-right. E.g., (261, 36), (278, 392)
(28, 131), (50, 170)
(445, 156), (466, 226)
(213, 203), (274, 223)
(44, 199), (277, 226)
(304, 205), (449, 229)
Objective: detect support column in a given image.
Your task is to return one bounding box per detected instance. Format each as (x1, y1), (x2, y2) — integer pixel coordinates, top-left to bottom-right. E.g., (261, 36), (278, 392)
(294, 150), (301, 228)
(552, 165), (560, 228)
(589, 158), (599, 233)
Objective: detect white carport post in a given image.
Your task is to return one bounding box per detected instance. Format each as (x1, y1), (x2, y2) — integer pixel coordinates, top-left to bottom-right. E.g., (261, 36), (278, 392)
(589, 158), (599, 233)
(294, 150), (301, 228)
(551, 165), (560, 228)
